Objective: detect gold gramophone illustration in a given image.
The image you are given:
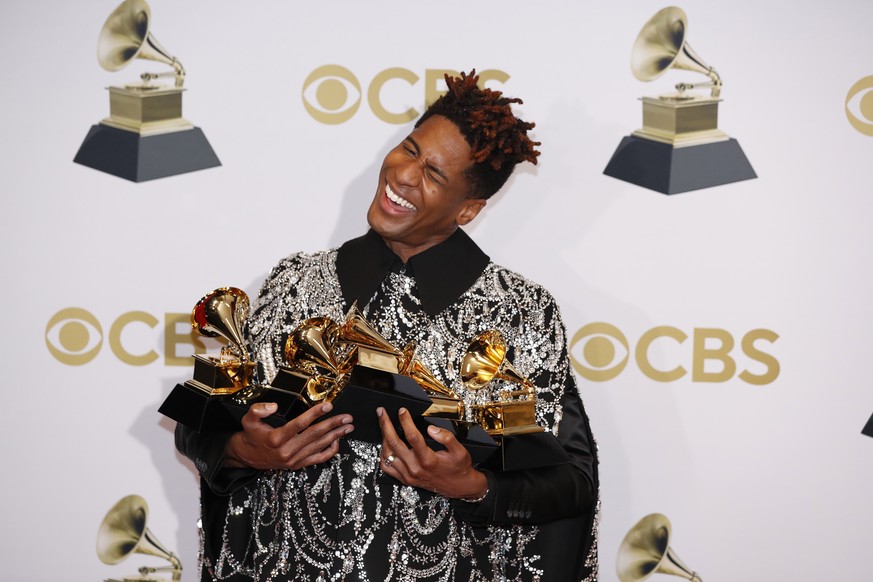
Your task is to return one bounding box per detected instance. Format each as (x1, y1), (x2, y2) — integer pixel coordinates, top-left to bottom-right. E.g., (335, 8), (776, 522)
(74, 0), (220, 181)
(603, 6), (755, 194)
(617, 513), (702, 582)
(97, 494), (182, 582)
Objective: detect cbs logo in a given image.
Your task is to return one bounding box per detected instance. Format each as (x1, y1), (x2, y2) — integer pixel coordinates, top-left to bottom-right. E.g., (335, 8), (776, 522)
(569, 323), (779, 385)
(846, 76), (873, 136)
(45, 308), (208, 366)
(302, 66), (510, 125)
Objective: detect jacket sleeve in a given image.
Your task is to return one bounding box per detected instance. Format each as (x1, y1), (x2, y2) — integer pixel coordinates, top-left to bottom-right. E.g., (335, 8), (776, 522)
(174, 424), (258, 496)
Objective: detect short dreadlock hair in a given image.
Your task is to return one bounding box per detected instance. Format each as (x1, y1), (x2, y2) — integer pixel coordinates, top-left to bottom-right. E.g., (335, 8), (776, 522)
(415, 70), (541, 200)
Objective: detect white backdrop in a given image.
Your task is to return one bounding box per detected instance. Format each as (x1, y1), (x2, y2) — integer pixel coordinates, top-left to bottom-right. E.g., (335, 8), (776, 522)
(2, 0), (872, 580)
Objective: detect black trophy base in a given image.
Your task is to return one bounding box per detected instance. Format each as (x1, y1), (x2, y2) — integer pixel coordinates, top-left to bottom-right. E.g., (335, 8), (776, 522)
(326, 365), (433, 444)
(73, 124), (221, 182)
(159, 382), (249, 433)
(863, 411), (873, 438)
(159, 380), (308, 433)
(420, 418), (497, 465)
(603, 135), (756, 195)
(482, 431), (570, 471)
(269, 365), (434, 443)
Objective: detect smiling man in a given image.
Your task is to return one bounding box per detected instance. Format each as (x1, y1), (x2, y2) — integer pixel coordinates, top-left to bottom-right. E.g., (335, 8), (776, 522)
(176, 71), (598, 582)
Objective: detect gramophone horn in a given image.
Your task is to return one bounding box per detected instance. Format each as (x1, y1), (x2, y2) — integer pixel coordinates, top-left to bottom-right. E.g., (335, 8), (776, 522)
(284, 317), (344, 377)
(631, 6), (720, 96)
(97, 0), (185, 85)
(96, 494), (182, 581)
(339, 304), (461, 406)
(616, 513), (702, 582)
(191, 287), (251, 362)
(339, 303), (403, 356)
(460, 329), (534, 396)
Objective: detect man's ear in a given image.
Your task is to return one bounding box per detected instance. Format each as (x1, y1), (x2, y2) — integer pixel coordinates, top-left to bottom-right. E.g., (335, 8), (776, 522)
(457, 198), (487, 226)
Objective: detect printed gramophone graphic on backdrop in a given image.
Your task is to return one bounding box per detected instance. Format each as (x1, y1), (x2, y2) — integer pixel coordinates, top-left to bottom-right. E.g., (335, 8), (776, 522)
(97, 494), (182, 582)
(603, 6), (756, 194)
(73, 0), (220, 182)
(617, 513), (703, 582)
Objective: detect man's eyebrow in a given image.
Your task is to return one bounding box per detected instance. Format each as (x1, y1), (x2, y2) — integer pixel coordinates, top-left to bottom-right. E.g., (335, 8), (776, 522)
(405, 136), (448, 182)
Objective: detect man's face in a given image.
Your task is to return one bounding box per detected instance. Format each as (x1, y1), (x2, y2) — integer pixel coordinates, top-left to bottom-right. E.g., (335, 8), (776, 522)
(367, 115), (486, 262)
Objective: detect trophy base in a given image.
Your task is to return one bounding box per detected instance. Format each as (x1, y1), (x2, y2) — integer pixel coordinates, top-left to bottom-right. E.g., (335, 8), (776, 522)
(73, 124), (220, 182)
(483, 432), (570, 471)
(158, 382), (246, 433)
(420, 417), (498, 465)
(190, 354), (254, 396)
(326, 365), (434, 444)
(603, 134), (756, 194)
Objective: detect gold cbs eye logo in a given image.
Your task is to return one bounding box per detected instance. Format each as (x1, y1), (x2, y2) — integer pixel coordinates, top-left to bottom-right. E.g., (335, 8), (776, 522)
(45, 308), (104, 365)
(302, 65), (363, 125)
(846, 75), (873, 136)
(570, 323), (630, 381)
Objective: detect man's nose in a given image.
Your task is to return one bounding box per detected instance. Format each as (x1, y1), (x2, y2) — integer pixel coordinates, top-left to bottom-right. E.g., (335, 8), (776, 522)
(395, 157), (423, 186)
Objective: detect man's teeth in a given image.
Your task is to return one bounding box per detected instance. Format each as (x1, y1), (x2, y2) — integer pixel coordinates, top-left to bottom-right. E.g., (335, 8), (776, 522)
(386, 185), (417, 211)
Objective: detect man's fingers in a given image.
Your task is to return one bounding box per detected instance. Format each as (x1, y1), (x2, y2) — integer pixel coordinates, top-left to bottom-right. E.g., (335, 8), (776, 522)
(376, 407), (406, 454)
(244, 401), (277, 420)
(240, 402), (278, 432)
(397, 408), (431, 457)
(425, 423), (467, 458)
(284, 423), (351, 469)
(280, 402), (333, 436)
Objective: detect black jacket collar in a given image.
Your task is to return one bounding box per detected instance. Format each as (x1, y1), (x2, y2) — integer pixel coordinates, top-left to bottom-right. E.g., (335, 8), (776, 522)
(336, 229), (490, 317)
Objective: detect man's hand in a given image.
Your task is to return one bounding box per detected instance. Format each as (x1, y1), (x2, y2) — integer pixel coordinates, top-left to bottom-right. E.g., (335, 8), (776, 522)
(377, 407), (488, 500)
(223, 402), (354, 470)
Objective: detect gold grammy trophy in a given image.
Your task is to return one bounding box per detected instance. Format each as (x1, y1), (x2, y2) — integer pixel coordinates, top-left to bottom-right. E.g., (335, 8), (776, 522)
(461, 330), (542, 436)
(159, 287), (257, 431)
(74, 0), (220, 181)
(280, 315), (354, 406)
(603, 6), (756, 194)
(460, 330), (569, 470)
(159, 287), (304, 431)
(97, 495), (182, 582)
(617, 513), (702, 582)
(268, 305), (496, 461)
(187, 287), (257, 395)
(338, 304), (465, 420)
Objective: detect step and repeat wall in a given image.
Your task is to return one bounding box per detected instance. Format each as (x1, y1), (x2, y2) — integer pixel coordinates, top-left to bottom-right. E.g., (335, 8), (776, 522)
(2, 0), (872, 580)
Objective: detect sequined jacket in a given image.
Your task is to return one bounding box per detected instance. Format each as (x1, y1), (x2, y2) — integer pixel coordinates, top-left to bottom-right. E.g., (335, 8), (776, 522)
(176, 229), (599, 582)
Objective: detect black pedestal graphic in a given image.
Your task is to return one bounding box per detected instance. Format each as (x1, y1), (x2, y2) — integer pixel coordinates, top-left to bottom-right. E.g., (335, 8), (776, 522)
(604, 135), (756, 195)
(74, 124), (220, 182)
(862, 411), (873, 438)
